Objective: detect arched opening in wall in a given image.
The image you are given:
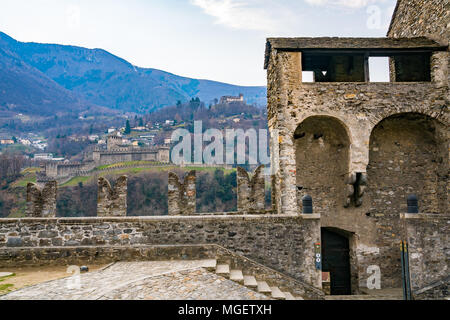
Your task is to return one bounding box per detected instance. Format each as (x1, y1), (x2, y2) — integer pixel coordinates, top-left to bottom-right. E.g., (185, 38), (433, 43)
(366, 112), (448, 288)
(367, 113), (448, 216)
(321, 227), (352, 295)
(294, 116), (350, 213)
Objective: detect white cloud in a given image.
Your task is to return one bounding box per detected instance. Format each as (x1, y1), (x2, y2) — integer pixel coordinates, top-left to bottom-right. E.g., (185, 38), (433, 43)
(190, 0), (291, 33)
(190, 0), (394, 35)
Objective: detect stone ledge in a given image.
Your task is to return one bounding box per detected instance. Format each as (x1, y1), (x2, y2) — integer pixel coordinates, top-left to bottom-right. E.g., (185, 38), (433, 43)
(300, 82), (435, 87)
(400, 213), (450, 220)
(300, 214), (321, 220)
(0, 214), (306, 224)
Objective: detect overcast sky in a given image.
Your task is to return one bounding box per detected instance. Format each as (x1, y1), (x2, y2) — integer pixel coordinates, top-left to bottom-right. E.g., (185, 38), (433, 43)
(0, 0), (397, 86)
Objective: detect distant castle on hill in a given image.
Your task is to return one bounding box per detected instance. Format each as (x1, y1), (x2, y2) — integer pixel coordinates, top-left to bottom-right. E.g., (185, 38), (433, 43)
(42, 133), (170, 180)
(220, 93), (244, 104)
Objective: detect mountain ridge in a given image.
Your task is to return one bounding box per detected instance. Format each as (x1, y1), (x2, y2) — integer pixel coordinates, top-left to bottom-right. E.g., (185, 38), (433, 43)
(0, 32), (267, 115)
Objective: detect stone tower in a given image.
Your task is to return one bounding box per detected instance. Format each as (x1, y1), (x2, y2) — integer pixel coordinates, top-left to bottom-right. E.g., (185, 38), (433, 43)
(264, 0), (448, 293)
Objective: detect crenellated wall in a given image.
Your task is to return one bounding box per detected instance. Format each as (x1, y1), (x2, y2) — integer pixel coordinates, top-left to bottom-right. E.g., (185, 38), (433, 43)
(237, 165), (266, 213)
(97, 176), (128, 217)
(0, 214), (322, 288)
(168, 171), (197, 216)
(26, 181), (57, 218)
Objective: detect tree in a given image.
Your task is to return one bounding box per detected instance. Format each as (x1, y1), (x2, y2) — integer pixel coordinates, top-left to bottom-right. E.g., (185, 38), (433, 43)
(124, 120), (131, 134)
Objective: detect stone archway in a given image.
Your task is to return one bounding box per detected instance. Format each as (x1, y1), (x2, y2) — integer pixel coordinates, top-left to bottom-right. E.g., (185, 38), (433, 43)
(367, 112), (448, 215)
(294, 116), (351, 214)
(365, 112), (448, 288)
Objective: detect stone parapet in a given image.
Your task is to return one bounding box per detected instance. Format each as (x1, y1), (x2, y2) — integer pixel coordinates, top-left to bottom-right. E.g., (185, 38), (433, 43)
(26, 181), (57, 218)
(237, 165), (265, 214)
(97, 176), (128, 217)
(168, 171), (196, 216)
(0, 214), (321, 288)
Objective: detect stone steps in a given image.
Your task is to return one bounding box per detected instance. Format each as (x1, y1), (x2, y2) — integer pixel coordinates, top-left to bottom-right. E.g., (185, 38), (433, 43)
(243, 275), (258, 288)
(270, 287), (286, 300)
(210, 260), (303, 300)
(200, 259), (217, 272)
(215, 264), (230, 277)
(284, 291), (296, 300)
(257, 281), (272, 294)
(229, 270), (244, 284)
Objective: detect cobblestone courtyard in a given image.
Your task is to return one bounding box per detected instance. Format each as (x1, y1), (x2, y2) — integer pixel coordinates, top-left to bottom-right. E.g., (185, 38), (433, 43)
(0, 261), (270, 300)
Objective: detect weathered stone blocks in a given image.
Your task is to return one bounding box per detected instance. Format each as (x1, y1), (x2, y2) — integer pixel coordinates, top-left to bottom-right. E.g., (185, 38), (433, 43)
(0, 214), (322, 289)
(237, 165), (265, 214)
(97, 176), (128, 217)
(168, 171), (196, 215)
(400, 213), (450, 299)
(26, 181), (57, 217)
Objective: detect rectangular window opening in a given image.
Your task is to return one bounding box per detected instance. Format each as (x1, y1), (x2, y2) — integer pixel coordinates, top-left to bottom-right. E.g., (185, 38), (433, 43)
(368, 57), (390, 82)
(302, 71), (315, 83)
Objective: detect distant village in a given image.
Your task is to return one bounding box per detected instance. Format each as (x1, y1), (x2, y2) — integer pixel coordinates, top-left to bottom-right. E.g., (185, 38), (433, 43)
(0, 94), (254, 165)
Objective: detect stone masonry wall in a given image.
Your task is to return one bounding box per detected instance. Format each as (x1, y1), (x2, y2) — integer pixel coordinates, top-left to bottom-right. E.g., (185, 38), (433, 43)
(26, 182), (57, 218)
(0, 214), (322, 288)
(388, 0), (449, 43)
(97, 176), (128, 217)
(266, 44), (448, 290)
(168, 171), (196, 216)
(237, 165), (265, 213)
(400, 213), (450, 299)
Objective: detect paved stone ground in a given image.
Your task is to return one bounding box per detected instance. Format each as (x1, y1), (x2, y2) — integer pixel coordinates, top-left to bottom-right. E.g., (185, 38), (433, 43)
(0, 261), (269, 300)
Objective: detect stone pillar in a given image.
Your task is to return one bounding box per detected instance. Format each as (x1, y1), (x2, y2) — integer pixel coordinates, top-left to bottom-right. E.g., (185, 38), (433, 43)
(168, 171), (196, 215)
(237, 165), (265, 214)
(97, 176), (127, 217)
(278, 134), (298, 215)
(271, 174), (278, 214)
(26, 181), (57, 217)
(389, 57), (397, 82)
(168, 172), (181, 216)
(278, 51), (303, 215)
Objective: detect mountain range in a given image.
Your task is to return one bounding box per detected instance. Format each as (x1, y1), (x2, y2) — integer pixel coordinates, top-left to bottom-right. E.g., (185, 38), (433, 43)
(0, 32), (266, 116)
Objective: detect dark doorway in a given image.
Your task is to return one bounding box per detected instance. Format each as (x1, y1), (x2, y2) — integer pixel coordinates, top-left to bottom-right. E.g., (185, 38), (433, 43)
(321, 228), (352, 295)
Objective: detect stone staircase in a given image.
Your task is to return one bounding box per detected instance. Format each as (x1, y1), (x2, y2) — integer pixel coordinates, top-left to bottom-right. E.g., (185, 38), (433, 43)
(201, 259), (304, 300)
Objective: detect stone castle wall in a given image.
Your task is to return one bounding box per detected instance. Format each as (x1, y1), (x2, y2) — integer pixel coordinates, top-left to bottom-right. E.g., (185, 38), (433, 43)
(168, 171), (197, 216)
(97, 176), (128, 217)
(46, 146), (170, 180)
(92, 147), (170, 166)
(0, 214), (321, 288)
(266, 45), (448, 290)
(26, 182), (57, 218)
(388, 0), (449, 43)
(237, 165), (265, 213)
(400, 213), (450, 299)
